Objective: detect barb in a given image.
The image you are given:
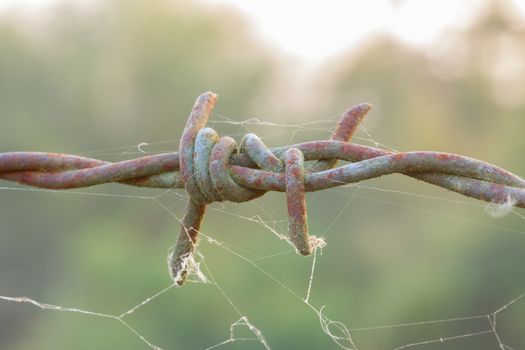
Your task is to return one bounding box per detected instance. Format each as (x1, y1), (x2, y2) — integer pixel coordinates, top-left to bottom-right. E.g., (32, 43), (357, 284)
(1, 91), (525, 285)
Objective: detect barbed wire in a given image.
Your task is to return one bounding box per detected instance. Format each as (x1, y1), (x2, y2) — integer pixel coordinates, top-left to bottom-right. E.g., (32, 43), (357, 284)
(1, 91), (525, 285)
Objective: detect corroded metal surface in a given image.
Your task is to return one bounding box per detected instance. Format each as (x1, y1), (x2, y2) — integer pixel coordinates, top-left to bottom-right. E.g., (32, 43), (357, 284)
(1, 91), (524, 285)
(285, 148), (310, 256)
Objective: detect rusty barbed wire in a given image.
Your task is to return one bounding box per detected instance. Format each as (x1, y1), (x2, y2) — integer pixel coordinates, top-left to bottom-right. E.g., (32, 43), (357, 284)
(2, 91), (525, 285)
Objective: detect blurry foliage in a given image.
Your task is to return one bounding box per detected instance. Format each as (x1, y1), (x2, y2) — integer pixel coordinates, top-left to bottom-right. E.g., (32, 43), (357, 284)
(1, 1), (525, 349)
(0, 0), (274, 151)
(319, 3), (525, 167)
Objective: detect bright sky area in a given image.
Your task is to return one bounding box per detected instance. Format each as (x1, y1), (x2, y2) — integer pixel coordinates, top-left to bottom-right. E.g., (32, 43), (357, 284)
(1, 0), (525, 63)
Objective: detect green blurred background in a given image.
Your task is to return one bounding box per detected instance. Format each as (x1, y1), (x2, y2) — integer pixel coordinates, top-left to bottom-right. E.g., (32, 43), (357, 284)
(1, 0), (525, 349)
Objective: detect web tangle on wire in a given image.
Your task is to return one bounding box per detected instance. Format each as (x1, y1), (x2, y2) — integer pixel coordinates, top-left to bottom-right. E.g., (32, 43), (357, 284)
(0, 92), (525, 349)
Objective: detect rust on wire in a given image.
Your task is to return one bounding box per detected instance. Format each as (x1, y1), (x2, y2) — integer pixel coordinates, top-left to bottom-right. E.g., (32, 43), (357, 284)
(1, 91), (525, 285)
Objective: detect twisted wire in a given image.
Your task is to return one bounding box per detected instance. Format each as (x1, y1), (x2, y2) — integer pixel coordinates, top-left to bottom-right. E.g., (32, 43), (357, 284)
(1, 91), (525, 285)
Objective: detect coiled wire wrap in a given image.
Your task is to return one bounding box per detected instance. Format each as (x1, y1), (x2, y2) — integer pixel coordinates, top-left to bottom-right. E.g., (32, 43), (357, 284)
(1, 91), (525, 285)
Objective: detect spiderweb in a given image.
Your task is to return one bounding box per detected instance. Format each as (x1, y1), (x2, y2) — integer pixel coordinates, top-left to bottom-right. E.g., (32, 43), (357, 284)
(1, 95), (524, 350)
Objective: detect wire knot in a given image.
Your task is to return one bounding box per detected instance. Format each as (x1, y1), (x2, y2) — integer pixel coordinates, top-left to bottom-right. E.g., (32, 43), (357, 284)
(170, 92), (371, 285)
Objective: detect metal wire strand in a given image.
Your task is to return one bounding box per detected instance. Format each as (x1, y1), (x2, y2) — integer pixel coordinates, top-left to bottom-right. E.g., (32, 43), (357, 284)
(1, 91), (525, 285)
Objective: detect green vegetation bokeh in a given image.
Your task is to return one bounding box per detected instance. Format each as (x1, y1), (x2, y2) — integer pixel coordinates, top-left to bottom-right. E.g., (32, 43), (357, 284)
(1, 1), (524, 349)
